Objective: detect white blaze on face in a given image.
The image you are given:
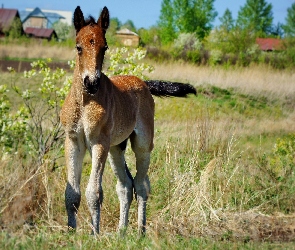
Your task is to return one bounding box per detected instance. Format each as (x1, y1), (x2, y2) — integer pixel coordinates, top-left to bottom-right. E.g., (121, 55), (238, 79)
(82, 69), (101, 82)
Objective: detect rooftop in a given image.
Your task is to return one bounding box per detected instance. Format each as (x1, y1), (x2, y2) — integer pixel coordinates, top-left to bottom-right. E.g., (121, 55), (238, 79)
(116, 28), (138, 36)
(256, 38), (283, 51)
(0, 8), (19, 29)
(25, 27), (56, 38)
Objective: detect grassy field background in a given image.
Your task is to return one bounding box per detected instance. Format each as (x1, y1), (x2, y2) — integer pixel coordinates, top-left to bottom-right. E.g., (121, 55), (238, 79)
(1, 43), (295, 248)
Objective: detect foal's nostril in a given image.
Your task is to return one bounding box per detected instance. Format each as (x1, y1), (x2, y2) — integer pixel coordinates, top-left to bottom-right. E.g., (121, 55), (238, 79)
(83, 76), (100, 95)
(84, 76), (91, 88)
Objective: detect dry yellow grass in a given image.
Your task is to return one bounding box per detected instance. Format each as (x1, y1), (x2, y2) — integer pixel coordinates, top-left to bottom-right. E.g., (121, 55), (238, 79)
(148, 62), (295, 99)
(0, 42), (75, 61)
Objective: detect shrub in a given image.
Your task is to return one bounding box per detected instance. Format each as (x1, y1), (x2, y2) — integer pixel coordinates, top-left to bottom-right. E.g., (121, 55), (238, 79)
(105, 47), (154, 79)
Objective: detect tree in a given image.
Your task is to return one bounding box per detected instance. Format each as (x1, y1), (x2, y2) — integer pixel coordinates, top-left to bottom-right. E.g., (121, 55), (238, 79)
(158, 0), (217, 44)
(237, 0), (273, 35)
(106, 17), (122, 45)
(158, 0), (176, 44)
(138, 26), (160, 46)
(282, 3), (295, 37)
(270, 22), (284, 37)
(219, 8), (234, 32)
(173, 0), (217, 38)
(122, 20), (136, 32)
(4, 17), (23, 39)
(108, 17), (121, 33)
(52, 21), (72, 41)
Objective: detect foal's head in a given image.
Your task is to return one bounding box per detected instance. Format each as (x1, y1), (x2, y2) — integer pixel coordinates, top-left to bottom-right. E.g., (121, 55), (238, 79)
(73, 6), (109, 95)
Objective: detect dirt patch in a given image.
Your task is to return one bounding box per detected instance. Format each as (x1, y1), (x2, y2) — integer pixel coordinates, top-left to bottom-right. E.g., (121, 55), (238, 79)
(0, 60), (70, 72)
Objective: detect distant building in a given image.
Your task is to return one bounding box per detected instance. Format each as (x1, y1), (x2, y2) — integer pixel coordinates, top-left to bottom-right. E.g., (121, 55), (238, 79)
(256, 38), (283, 52)
(20, 7), (66, 30)
(24, 27), (57, 41)
(25, 8), (72, 26)
(0, 8), (23, 37)
(116, 28), (140, 47)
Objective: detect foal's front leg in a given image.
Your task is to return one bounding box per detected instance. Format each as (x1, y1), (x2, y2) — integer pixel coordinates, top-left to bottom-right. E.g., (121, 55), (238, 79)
(86, 141), (109, 234)
(65, 132), (86, 230)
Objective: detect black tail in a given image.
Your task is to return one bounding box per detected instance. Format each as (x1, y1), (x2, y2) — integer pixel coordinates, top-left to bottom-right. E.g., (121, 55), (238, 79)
(144, 80), (197, 97)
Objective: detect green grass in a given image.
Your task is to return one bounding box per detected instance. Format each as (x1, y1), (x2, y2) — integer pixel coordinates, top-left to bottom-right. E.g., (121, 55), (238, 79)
(1, 231), (295, 249)
(1, 69), (295, 247)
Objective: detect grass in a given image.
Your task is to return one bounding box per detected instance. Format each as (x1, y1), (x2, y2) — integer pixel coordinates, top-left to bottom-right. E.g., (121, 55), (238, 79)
(0, 40), (75, 62)
(1, 57), (295, 248)
(2, 230), (295, 249)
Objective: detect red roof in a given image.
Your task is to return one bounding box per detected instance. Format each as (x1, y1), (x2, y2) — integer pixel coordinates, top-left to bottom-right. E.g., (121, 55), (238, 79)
(0, 8), (19, 30)
(256, 38), (283, 51)
(25, 27), (56, 38)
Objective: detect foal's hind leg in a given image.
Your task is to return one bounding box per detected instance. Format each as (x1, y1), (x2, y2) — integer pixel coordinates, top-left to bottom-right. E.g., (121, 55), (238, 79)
(130, 130), (153, 235)
(109, 141), (133, 233)
(64, 132), (86, 230)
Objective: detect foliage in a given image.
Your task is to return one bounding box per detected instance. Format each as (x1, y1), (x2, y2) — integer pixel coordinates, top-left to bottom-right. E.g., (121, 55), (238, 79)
(171, 33), (203, 63)
(105, 18), (122, 46)
(269, 22), (284, 37)
(173, 33), (202, 51)
(158, 0), (177, 45)
(52, 21), (74, 41)
(256, 134), (295, 213)
(282, 3), (295, 37)
(174, 0), (217, 38)
(4, 17), (23, 39)
(205, 27), (256, 64)
(236, 0), (273, 36)
(0, 84), (28, 152)
(2, 60), (69, 166)
(121, 19), (137, 32)
(158, 0), (217, 44)
(219, 8), (234, 32)
(282, 38), (295, 66)
(105, 47), (154, 79)
(138, 26), (161, 47)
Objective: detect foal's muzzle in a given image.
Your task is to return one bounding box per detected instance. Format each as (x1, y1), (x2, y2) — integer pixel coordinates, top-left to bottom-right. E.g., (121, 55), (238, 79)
(83, 76), (100, 95)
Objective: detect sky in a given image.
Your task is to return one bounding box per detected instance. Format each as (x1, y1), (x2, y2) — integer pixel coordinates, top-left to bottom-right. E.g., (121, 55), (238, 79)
(1, 0), (293, 29)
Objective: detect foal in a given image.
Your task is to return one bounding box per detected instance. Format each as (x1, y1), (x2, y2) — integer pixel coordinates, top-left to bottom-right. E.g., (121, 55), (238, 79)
(60, 6), (196, 235)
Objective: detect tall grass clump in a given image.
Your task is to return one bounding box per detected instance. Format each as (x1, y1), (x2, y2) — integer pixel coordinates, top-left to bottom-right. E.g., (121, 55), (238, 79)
(149, 106), (295, 241)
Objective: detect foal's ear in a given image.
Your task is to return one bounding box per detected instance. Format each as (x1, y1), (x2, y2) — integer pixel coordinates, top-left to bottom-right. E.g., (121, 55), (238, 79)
(74, 6), (85, 34)
(98, 6), (109, 31)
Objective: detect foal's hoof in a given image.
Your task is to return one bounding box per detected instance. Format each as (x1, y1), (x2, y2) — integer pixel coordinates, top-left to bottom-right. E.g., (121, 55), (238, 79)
(67, 226), (76, 234)
(119, 228), (127, 237)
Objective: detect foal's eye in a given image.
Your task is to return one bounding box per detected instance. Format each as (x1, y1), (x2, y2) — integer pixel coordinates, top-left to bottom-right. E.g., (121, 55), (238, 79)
(103, 45), (108, 51)
(76, 45), (82, 54)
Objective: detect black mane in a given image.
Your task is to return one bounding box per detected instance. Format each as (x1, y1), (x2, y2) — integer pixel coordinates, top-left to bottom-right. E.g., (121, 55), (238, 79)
(85, 16), (96, 25)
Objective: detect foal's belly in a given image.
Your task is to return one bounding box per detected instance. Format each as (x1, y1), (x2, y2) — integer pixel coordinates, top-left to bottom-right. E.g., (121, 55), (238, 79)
(110, 120), (136, 147)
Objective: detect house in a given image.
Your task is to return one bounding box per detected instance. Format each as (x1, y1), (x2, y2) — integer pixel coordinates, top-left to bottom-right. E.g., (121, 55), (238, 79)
(25, 8), (72, 26)
(256, 38), (283, 52)
(20, 7), (65, 30)
(0, 8), (23, 37)
(116, 28), (140, 47)
(24, 27), (57, 41)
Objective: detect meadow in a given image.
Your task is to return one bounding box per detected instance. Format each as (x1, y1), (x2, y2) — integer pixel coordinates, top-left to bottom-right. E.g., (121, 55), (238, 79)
(0, 43), (295, 249)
